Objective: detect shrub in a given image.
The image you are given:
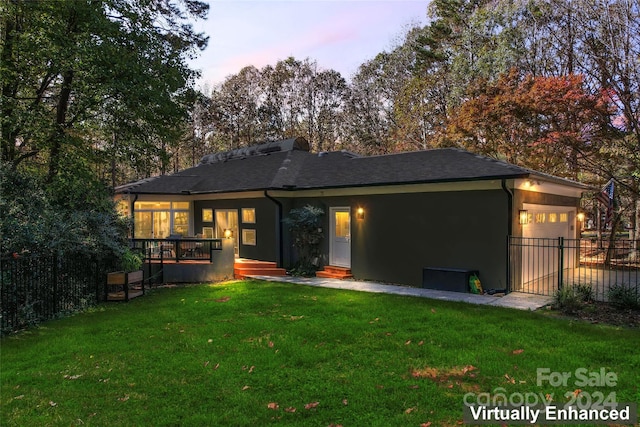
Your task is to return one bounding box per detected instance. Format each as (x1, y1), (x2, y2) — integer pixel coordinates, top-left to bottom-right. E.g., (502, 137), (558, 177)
(607, 285), (640, 310)
(573, 283), (595, 303)
(554, 283), (594, 314)
(120, 249), (143, 272)
(283, 205), (324, 276)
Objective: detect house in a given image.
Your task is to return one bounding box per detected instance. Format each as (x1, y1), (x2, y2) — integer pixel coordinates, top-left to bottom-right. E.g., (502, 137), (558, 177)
(115, 137), (588, 292)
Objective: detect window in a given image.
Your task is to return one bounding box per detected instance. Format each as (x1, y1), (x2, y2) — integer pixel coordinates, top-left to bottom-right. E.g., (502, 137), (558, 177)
(334, 211), (350, 237)
(173, 211), (189, 236)
(548, 213), (557, 223)
(559, 213), (568, 223)
(535, 213), (546, 224)
(134, 201), (190, 238)
(242, 208), (256, 223)
(242, 229), (257, 246)
(202, 208), (213, 222)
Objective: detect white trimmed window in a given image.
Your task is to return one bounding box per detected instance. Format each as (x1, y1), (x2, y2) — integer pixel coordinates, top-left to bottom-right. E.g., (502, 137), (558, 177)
(134, 201), (190, 238)
(242, 229), (256, 246)
(242, 208), (256, 223)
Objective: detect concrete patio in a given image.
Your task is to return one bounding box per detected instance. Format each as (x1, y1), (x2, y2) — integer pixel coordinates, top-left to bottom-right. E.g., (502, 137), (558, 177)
(248, 275), (553, 311)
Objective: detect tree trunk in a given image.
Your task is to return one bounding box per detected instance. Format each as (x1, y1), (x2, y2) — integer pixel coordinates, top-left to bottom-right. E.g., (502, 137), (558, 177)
(46, 69), (74, 183)
(1, 13), (19, 163)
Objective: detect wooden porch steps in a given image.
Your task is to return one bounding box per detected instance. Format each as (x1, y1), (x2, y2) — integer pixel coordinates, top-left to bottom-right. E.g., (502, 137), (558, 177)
(316, 266), (353, 279)
(234, 259), (287, 279)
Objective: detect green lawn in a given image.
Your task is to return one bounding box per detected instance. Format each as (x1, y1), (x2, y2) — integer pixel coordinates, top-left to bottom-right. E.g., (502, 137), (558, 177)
(1, 280), (639, 426)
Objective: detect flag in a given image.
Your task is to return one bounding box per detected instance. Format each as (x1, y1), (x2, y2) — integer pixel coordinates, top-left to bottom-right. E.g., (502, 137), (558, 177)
(596, 179), (615, 227)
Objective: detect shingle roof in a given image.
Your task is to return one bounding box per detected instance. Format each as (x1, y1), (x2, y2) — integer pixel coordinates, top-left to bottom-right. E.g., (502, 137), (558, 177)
(116, 141), (586, 195)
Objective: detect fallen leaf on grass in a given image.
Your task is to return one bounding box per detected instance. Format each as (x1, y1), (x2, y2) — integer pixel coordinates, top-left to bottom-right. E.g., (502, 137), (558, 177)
(504, 374), (516, 384)
(268, 341), (274, 348)
(573, 389), (582, 397)
(204, 361), (209, 367)
(215, 296), (231, 303)
(213, 363), (220, 370)
(421, 423), (432, 427)
(431, 308), (436, 313)
(267, 402), (279, 410)
(64, 374), (82, 380)
(14, 395), (25, 400)
(49, 401), (57, 407)
(304, 401), (319, 410)
(405, 340), (412, 345)
(242, 385), (250, 391)
(405, 407), (417, 414)
(418, 340), (424, 346)
(248, 365), (255, 373)
(342, 399), (348, 405)
(118, 395), (129, 402)
(284, 407), (296, 413)
(512, 349), (524, 355)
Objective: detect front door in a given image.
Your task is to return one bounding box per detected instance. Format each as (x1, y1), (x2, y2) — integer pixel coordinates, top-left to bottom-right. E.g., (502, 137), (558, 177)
(330, 207), (351, 268)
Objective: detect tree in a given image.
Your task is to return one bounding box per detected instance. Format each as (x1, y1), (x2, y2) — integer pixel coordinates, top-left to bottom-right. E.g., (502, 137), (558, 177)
(446, 70), (615, 177)
(1, 0), (209, 182)
(0, 0), (208, 259)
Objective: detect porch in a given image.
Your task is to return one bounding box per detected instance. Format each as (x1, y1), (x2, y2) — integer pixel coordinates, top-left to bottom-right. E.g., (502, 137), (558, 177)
(131, 238), (236, 283)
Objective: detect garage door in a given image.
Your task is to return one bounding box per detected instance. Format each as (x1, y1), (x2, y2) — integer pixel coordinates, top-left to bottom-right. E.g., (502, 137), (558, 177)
(520, 204), (577, 288)
(522, 204), (575, 240)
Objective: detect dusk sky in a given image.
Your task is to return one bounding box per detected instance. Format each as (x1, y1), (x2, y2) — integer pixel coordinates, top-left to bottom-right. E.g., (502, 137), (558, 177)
(190, 0), (430, 90)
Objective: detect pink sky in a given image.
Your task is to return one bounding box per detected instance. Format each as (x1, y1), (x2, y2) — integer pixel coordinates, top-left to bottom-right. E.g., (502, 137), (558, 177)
(190, 0), (430, 90)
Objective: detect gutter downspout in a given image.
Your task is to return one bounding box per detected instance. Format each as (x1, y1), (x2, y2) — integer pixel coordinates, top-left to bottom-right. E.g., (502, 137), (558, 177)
(264, 190), (283, 268)
(501, 179), (513, 293)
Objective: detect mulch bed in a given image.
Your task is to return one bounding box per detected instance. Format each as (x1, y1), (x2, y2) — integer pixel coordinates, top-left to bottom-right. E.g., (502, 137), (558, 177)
(547, 302), (640, 328)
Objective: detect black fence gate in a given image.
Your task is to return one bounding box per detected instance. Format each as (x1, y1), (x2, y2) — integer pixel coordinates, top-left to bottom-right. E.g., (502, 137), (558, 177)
(508, 237), (640, 300)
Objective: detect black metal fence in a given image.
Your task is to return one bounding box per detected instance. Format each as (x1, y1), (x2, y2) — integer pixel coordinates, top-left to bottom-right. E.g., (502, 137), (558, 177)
(0, 253), (113, 335)
(130, 238), (223, 263)
(509, 237), (640, 300)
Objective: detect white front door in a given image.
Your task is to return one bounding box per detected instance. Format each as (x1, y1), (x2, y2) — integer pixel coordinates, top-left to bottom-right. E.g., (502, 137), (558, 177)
(330, 207), (351, 268)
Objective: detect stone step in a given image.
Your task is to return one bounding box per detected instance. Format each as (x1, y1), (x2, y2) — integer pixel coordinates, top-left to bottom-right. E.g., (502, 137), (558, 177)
(234, 259), (286, 279)
(316, 266), (353, 279)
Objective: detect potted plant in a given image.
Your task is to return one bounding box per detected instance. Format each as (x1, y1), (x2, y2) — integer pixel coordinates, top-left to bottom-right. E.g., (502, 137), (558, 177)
(106, 249), (144, 300)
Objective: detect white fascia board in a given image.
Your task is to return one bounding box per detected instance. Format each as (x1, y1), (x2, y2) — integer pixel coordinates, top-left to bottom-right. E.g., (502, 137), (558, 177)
(514, 178), (584, 198)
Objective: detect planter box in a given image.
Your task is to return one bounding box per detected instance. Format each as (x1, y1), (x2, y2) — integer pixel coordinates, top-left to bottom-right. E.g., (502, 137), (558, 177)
(106, 270), (144, 301)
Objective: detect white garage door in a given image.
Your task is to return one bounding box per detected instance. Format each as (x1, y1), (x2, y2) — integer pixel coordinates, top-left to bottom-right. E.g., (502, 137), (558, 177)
(522, 204), (575, 239)
(520, 204), (577, 288)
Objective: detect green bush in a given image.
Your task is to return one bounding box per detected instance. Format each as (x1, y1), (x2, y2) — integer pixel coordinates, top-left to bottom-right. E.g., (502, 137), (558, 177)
(0, 161), (127, 261)
(283, 205), (324, 276)
(120, 249), (143, 272)
(553, 283), (594, 314)
(607, 285), (640, 310)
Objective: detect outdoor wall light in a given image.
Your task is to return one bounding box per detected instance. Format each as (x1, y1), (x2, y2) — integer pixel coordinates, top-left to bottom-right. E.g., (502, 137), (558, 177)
(577, 212), (585, 222)
(224, 229), (233, 239)
(356, 207), (365, 220)
(519, 209), (529, 225)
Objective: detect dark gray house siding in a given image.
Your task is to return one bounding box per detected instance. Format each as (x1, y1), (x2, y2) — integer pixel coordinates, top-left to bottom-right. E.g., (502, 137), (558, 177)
(193, 197), (280, 262)
(288, 189), (510, 289)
